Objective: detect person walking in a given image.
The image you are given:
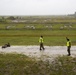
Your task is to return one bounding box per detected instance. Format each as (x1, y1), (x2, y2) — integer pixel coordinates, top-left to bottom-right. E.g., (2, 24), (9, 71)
(66, 37), (71, 56)
(39, 36), (45, 51)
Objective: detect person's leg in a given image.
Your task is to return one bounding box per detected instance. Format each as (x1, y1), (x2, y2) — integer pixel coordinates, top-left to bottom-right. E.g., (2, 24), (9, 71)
(42, 43), (45, 50)
(40, 43), (42, 50)
(68, 47), (71, 56)
(67, 47), (71, 56)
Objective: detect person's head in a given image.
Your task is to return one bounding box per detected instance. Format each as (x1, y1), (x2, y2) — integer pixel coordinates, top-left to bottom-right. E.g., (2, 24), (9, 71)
(41, 36), (43, 38)
(67, 39), (69, 41)
(66, 37), (69, 41)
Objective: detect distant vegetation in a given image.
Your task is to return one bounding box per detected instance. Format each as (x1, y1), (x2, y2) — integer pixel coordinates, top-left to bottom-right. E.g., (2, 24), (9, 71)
(0, 15), (76, 30)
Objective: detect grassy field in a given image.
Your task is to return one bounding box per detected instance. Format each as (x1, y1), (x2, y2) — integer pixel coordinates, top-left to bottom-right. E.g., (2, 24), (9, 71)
(0, 16), (76, 75)
(0, 29), (76, 46)
(0, 23), (76, 29)
(0, 53), (76, 75)
(0, 16), (76, 46)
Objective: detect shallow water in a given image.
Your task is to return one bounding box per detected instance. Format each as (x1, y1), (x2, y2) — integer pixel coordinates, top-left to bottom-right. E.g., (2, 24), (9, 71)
(0, 46), (76, 59)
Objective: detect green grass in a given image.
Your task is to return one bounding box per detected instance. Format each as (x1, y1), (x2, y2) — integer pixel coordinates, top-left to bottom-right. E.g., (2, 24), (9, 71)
(0, 53), (34, 75)
(0, 29), (76, 35)
(0, 29), (76, 46)
(0, 22), (76, 46)
(0, 53), (76, 75)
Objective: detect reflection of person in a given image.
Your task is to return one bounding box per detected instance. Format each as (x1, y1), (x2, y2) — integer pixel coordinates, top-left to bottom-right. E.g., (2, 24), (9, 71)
(66, 37), (71, 56)
(39, 36), (45, 51)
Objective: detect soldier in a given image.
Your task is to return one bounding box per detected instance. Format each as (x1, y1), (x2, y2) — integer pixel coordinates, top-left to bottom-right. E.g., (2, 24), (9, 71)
(66, 37), (71, 56)
(39, 36), (45, 51)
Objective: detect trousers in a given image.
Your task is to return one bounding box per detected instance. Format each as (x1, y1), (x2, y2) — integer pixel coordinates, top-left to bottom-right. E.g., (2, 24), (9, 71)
(67, 46), (71, 56)
(40, 43), (44, 50)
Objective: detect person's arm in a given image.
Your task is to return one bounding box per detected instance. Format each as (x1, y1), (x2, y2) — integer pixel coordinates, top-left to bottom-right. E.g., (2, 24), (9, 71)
(66, 37), (68, 40)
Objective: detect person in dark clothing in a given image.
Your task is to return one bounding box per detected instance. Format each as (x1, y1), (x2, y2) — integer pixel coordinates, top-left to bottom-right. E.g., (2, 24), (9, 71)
(39, 36), (45, 51)
(2, 44), (7, 48)
(2, 43), (10, 49)
(7, 43), (10, 47)
(66, 37), (71, 56)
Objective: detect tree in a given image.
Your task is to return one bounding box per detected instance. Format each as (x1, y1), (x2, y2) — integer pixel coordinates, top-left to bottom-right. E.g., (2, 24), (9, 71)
(7, 16), (15, 20)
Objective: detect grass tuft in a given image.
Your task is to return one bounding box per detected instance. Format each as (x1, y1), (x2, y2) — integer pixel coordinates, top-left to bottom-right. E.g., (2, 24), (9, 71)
(0, 53), (76, 75)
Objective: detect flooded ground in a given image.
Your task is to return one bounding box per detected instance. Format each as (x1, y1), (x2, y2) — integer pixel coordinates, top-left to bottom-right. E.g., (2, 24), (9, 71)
(0, 46), (76, 60)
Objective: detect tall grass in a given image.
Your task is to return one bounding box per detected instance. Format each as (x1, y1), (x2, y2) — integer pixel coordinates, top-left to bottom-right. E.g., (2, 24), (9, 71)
(0, 53), (76, 75)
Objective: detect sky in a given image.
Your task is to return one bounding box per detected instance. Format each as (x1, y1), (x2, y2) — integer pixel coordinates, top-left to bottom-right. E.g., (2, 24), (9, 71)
(0, 0), (76, 16)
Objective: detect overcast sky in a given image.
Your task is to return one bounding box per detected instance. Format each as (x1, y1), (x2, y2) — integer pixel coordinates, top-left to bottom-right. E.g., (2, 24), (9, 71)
(0, 0), (76, 15)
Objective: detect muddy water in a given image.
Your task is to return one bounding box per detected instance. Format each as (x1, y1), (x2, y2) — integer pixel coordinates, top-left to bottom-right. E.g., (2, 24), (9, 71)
(0, 46), (76, 60)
